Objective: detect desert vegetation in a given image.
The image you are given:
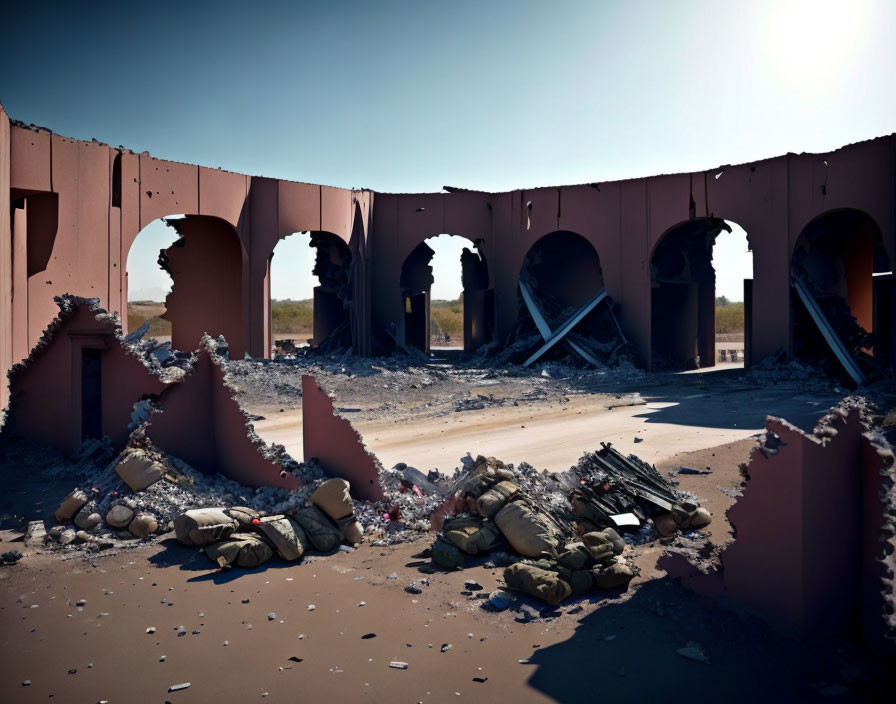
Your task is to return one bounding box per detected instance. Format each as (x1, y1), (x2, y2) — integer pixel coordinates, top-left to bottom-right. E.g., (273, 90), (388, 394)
(715, 296), (745, 336)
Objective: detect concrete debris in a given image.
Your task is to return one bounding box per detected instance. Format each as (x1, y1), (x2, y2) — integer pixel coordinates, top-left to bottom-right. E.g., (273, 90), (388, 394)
(23, 521), (47, 547)
(426, 450), (711, 605)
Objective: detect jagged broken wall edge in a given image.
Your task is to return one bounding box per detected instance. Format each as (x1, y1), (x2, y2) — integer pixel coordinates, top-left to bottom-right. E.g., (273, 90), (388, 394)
(146, 337), (299, 490)
(301, 374), (385, 502)
(660, 401), (896, 651)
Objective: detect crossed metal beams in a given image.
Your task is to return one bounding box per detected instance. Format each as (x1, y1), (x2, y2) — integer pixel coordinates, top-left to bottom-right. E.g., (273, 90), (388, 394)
(519, 280), (609, 367)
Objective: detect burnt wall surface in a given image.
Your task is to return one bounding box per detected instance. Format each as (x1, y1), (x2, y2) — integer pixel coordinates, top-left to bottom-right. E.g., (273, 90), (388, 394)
(2, 103), (895, 407)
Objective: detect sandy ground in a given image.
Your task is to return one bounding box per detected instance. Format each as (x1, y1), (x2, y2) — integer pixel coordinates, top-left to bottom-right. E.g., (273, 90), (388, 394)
(1, 359), (889, 702)
(251, 379), (840, 475)
(0, 438), (884, 703)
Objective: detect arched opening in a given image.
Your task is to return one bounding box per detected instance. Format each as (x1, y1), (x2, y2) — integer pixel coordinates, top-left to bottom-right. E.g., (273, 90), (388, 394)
(126, 216), (180, 344)
(154, 215), (246, 357)
(791, 209), (891, 378)
(267, 231), (353, 356)
(399, 234), (492, 354)
(650, 218), (754, 371)
(513, 231), (623, 366)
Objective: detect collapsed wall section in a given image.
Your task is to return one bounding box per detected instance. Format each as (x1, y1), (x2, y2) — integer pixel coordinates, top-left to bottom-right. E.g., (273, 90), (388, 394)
(301, 374), (384, 501)
(661, 402), (896, 650)
(2, 296), (167, 452)
(161, 216), (245, 358)
(146, 340), (299, 490)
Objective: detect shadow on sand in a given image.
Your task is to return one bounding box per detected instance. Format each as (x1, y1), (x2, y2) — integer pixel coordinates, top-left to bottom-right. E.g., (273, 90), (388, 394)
(524, 578), (880, 703)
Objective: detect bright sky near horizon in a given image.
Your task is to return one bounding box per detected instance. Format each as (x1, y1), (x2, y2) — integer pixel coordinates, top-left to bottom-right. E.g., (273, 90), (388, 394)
(2, 0), (892, 301)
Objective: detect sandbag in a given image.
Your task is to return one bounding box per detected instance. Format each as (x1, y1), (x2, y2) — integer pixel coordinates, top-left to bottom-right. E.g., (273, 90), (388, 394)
(334, 515), (363, 545)
(228, 506), (262, 529)
(256, 516), (308, 561)
(582, 528), (625, 562)
(569, 491), (608, 528)
(653, 512), (678, 537)
(494, 501), (559, 558)
(309, 478), (355, 521)
(55, 489), (88, 523)
(432, 536), (465, 569)
(73, 504), (102, 531)
(556, 542), (591, 571)
(677, 506), (712, 531)
(475, 480), (519, 519)
(459, 457), (516, 498)
(557, 566), (594, 595)
(174, 508), (238, 546)
(105, 504), (135, 529)
(442, 516), (484, 555)
(292, 506), (342, 552)
(504, 563), (571, 606)
(205, 533), (273, 568)
(592, 561), (634, 589)
(114, 449), (164, 491)
(129, 512), (158, 538)
(475, 522), (506, 554)
(671, 501), (711, 530)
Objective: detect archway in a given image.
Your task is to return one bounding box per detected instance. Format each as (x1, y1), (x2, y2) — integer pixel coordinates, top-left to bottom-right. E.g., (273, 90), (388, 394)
(515, 231), (619, 365)
(399, 235), (492, 354)
(157, 215), (246, 357)
(791, 208), (891, 375)
(125, 216), (180, 344)
(649, 218), (754, 371)
(267, 231), (352, 356)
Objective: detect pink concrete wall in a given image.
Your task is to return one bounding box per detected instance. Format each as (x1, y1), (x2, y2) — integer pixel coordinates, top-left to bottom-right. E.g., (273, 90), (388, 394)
(162, 216), (246, 358)
(148, 345), (299, 490)
(4, 303), (166, 453)
(301, 375), (384, 501)
(661, 407), (894, 648)
(723, 410), (869, 640)
(1, 110), (893, 383)
(0, 105), (10, 412)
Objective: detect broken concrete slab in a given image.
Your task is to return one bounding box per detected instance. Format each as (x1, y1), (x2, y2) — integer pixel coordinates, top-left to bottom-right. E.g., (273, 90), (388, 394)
(146, 338), (300, 490)
(301, 375), (384, 501)
(660, 400), (896, 651)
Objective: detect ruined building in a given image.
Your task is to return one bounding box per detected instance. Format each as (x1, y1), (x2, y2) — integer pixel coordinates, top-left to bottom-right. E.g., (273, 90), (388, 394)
(1, 103), (894, 412)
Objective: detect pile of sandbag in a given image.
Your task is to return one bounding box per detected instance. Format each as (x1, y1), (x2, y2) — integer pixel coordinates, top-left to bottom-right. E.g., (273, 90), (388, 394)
(173, 478), (365, 569)
(431, 454), (713, 606)
(45, 486), (161, 547)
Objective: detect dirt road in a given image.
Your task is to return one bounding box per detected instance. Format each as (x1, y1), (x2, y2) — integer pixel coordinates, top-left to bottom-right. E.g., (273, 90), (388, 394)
(253, 386), (836, 474)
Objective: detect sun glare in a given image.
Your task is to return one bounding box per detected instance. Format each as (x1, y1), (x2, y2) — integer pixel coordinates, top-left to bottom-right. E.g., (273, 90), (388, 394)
(766, 0), (866, 97)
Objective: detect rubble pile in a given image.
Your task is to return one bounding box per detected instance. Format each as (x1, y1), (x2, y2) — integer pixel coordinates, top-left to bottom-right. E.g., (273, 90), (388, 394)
(429, 447), (713, 606)
(746, 355), (841, 393)
(32, 437), (331, 554)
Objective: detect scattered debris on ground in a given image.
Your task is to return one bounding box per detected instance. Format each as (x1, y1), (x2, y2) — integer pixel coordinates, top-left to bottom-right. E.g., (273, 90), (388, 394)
(427, 448), (712, 605)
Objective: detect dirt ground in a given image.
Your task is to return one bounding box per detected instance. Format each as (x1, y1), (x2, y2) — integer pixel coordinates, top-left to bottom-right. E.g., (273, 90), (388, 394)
(237, 360), (842, 474)
(0, 437), (887, 703)
(0, 359), (891, 702)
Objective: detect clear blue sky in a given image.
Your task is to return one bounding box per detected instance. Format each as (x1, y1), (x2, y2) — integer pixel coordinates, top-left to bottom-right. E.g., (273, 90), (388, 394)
(2, 0), (892, 301)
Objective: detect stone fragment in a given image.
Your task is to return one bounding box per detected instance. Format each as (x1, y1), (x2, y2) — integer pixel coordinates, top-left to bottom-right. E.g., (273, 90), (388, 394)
(24, 521), (47, 547)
